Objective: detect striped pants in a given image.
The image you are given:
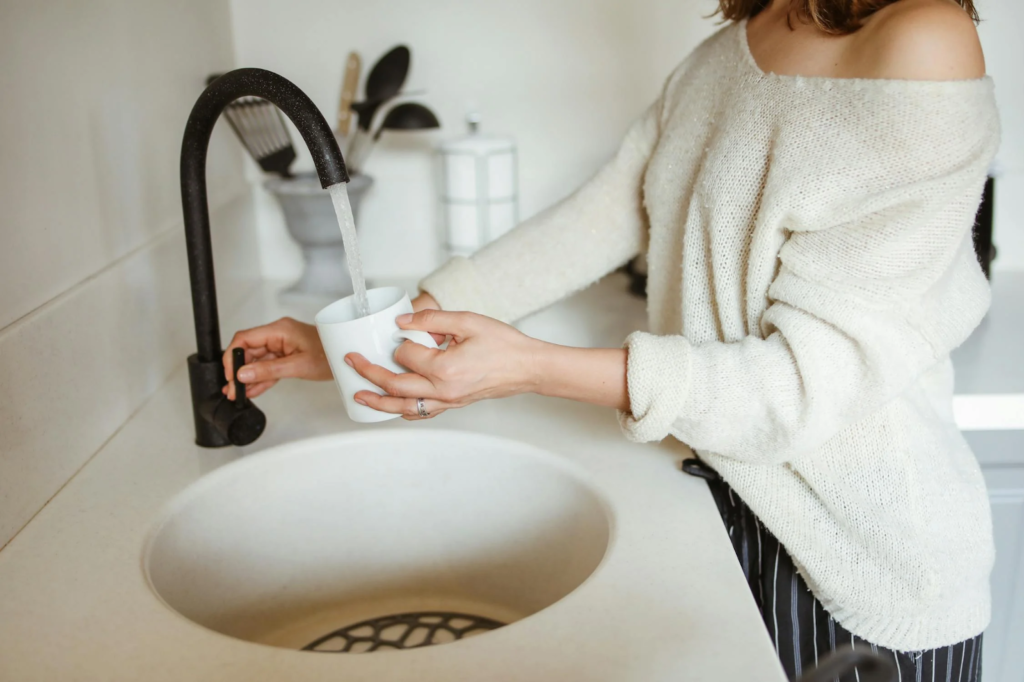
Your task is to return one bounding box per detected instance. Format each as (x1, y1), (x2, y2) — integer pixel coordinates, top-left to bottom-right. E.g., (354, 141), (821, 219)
(701, 470), (984, 682)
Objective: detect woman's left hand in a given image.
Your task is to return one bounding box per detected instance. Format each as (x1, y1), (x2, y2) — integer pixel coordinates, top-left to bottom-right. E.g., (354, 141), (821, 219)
(345, 310), (544, 420)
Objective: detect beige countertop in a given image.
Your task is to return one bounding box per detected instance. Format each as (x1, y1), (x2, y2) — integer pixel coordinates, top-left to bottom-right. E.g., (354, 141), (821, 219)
(0, 274), (787, 682)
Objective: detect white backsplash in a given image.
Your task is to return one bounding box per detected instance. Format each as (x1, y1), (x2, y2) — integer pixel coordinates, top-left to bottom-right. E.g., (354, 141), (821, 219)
(0, 1), (258, 548)
(978, 0), (1024, 271)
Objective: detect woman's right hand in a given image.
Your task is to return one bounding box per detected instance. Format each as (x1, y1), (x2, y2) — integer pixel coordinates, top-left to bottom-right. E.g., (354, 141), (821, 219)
(221, 292), (443, 400)
(222, 317), (331, 400)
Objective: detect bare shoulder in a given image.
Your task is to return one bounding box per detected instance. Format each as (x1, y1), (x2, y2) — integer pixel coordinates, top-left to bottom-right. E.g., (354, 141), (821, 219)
(846, 0), (986, 81)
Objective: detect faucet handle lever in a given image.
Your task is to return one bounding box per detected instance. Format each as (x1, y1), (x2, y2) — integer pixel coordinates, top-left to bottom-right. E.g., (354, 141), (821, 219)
(232, 348), (247, 404)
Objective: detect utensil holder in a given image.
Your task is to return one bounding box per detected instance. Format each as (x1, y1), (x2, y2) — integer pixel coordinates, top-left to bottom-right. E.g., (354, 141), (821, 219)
(264, 172), (374, 300)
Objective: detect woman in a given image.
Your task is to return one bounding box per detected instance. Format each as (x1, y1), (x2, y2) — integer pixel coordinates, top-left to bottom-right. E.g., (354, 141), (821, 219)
(224, 0), (998, 678)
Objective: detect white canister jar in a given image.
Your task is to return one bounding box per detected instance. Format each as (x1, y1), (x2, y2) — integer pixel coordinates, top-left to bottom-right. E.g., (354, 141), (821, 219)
(437, 115), (519, 258)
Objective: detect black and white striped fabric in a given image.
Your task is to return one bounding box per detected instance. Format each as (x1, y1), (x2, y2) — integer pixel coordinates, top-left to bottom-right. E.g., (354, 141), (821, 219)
(702, 470), (984, 682)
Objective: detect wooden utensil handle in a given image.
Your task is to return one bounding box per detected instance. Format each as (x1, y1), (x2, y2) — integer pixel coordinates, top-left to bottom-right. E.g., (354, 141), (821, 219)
(337, 52), (362, 136)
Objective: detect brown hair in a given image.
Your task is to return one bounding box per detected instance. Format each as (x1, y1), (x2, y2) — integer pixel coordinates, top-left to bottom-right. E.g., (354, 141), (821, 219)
(716, 0), (979, 35)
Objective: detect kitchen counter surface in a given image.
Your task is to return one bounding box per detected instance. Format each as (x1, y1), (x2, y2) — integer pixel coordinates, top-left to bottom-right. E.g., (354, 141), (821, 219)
(2, 269), (1019, 682)
(0, 274), (787, 682)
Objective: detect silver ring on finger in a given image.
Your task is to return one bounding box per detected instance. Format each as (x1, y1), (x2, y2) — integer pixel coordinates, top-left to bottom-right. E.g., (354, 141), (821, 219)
(416, 398), (429, 418)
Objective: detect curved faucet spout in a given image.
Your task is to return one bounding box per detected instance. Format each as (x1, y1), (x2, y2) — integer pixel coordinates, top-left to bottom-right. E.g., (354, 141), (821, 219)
(182, 68), (349, 363)
(180, 68), (349, 447)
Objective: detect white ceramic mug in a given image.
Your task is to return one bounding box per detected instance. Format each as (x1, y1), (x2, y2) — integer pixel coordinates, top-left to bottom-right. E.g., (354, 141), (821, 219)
(315, 287), (438, 423)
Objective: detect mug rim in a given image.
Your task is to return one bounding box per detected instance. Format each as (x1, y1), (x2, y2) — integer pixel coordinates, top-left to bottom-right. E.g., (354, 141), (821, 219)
(314, 286), (407, 326)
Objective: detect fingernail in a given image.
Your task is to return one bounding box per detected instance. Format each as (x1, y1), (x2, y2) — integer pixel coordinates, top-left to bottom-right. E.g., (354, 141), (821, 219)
(354, 397), (367, 406)
(396, 313), (412, 324)
(344, 355), (354, 367)
(237, 368), (255, 382)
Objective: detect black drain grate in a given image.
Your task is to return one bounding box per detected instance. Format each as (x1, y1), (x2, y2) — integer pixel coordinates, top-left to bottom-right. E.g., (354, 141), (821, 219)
(303, 611), (505, 653)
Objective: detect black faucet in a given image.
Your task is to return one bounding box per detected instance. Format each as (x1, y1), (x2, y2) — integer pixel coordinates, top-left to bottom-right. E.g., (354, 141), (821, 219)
(180, 68), (349, 447)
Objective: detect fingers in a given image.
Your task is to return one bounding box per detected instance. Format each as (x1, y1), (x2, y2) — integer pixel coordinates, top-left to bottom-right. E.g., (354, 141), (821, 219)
(353, 391), (447, 419)
(239, 380), (278, 399)
(402, 410), (445, 421)
(242, 353), (315, 383)
(411, 292), (440, 313)
(223, 319), (291, 385)
(393, 340), (442, 374)
(221, 317), (329, 399)
(225, 354), (314, 400)
(346, 353), (435, 398)
(396, 309), (479, 341)
(224, 353), (277, 398)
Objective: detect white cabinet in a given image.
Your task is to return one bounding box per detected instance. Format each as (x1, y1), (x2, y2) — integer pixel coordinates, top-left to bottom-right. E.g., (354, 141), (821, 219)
(952, 274), (1024, 682)
(975, 434), (1024, 682)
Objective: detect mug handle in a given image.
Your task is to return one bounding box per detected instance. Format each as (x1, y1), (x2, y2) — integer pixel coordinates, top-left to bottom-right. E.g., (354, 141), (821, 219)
(393, 329), (439, 350)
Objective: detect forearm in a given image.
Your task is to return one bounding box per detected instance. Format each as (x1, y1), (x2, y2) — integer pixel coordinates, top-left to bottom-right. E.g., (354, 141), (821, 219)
(531, 343), (630, 412)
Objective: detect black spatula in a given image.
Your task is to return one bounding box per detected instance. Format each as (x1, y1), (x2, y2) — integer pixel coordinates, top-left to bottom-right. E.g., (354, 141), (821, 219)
(206, 73), (296, 177)
(350, 45), (411, 132)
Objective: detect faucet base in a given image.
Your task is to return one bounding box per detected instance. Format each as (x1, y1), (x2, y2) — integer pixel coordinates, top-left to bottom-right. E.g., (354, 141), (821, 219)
(188, 354), (266, 448)
(188, 354), (232, 447)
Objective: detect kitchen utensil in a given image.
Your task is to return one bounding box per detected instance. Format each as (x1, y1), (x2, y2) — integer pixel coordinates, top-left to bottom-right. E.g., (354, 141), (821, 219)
(315, 287), (439, 423)
(351, 45), (411, 132)
(265, 172), (375, 300)
(372, 102), (440, 140)
(206, 73), (296, 177)
(972, 176), (996, 279)
(625, 254), (648, 297)
(348, 89), (427, 135)
(346, 45), (412, 166)
(336, 52), (362, 136)
(348, 101), (440, 172)
(438, 113), (518, 257)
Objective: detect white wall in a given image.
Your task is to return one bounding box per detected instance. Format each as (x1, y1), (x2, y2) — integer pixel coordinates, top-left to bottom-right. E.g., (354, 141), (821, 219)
(232, 0), (1024, 283)
(0, 1), (257, 548)
(229, 0), (721, 282)
(977, 0), (1024, 271)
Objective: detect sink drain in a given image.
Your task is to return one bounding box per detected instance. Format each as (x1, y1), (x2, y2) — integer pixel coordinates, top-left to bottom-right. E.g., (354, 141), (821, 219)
(302, 611), (506, 653)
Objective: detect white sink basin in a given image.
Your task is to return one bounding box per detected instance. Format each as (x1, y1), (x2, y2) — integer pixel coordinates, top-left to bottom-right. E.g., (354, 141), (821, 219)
(143, 430), (611, 651)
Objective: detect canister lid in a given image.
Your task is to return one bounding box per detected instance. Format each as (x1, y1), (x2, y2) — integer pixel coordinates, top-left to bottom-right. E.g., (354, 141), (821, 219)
(438, 111), (515, 155)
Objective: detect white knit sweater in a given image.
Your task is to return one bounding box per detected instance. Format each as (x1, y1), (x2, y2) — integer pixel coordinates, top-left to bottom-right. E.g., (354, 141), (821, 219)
(420, 21), (1000, 651)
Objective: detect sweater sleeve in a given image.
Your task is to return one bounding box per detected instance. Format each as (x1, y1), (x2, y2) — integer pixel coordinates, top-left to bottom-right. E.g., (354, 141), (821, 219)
(419, 95), (665, 323)
(620, 94), (1000, 463)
